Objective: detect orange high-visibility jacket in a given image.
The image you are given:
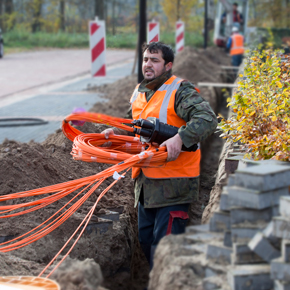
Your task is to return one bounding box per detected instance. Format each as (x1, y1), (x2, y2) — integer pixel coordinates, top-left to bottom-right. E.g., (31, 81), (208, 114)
(230, 33), (244, 56)
(130, 75), (201, 179)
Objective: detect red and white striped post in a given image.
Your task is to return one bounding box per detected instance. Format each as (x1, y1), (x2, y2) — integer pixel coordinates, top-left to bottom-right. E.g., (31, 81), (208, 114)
(89, 17), (106, 77)
(176, 21), (185, 53)
(147, 20), (159, 43)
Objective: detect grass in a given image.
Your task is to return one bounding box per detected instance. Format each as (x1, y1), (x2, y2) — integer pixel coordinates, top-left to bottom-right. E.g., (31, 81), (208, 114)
(2, 29), (207, 53)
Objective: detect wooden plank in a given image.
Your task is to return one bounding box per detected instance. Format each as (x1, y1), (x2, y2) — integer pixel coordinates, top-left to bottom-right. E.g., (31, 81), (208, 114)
(220, 66), (240, 70)
(197, 82), (238, 88)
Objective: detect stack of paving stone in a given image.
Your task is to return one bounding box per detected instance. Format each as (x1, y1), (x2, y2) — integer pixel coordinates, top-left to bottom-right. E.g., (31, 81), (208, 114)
(186, 158), (290, 290)
(270, 196), (290, 289)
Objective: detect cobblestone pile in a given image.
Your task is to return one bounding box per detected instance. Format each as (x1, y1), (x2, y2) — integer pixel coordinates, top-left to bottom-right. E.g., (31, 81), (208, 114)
(186, 156), (290, 290)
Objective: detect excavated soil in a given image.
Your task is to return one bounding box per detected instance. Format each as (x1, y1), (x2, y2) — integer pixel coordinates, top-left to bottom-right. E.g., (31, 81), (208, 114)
(0, 46), (230, 290)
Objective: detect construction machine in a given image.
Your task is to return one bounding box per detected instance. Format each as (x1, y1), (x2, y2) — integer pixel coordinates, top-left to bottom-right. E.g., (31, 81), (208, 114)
(213, 0), (249, 47)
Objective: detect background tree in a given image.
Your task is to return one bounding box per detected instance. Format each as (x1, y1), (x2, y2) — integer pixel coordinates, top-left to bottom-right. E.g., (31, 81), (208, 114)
(161, 0), (203, 32)
(30, 0), (43, 32)
(249, 0), (290, 28)
(94, 0), (104, 19)
(59, 0), (65, 31)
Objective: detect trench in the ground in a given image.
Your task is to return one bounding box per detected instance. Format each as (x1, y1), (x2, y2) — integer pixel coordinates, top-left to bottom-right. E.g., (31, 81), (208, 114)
(103, 72), (233, 290)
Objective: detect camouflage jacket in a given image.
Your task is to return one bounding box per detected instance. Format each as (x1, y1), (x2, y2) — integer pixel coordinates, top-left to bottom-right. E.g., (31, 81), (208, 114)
(127, 70), (218, 208)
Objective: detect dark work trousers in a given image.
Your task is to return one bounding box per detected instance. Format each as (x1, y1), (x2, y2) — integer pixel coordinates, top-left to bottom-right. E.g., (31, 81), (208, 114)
(231, 54), (243, 66)
(138, 201), (189, 269)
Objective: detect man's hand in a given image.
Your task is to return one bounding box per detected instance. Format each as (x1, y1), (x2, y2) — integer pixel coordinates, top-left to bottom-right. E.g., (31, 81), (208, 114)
(159, 133), (183, 162)
(100, 128), (114, 147)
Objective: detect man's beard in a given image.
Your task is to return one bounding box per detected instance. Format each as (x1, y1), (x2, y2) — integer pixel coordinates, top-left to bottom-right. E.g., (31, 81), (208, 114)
(143, 66), (166, 81)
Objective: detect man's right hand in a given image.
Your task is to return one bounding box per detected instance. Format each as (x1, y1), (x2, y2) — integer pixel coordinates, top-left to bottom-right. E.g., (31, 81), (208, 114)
(100, 128), (114, 147)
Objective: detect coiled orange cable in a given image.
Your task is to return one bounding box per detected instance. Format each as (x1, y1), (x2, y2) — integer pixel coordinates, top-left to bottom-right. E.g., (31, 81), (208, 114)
(0, 112), (169, 277)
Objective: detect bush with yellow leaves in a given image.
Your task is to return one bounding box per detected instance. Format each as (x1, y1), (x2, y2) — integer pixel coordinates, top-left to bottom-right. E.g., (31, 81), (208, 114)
(219, 49), (290, 161)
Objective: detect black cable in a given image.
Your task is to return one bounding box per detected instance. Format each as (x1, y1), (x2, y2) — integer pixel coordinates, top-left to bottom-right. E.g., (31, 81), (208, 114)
(0, 118), (48, 127)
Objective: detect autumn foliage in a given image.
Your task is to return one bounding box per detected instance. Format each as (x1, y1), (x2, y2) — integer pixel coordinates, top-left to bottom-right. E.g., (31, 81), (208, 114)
(219, 50), (290, 161)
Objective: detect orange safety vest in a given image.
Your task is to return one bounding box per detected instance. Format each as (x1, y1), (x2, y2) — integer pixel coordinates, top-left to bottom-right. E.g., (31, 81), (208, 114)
(230, 33), (244, 56)
(130, 75), (201, 179)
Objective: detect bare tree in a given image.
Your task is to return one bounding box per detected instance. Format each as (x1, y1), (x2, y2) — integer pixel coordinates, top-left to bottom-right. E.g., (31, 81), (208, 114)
(31, 0), (43, 32)
(0, 0), (3, 29)
(4, 0), (13, 14)
(95, 0), (104, 19)
(59, 0), (65, 31)
(112, 0), (116, 35)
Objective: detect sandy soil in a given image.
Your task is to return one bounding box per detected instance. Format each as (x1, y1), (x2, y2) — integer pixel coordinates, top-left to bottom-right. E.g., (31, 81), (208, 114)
(0, 46), (230, 290)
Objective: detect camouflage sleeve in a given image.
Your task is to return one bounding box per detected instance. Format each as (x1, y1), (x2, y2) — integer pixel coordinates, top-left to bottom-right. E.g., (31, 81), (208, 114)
(125, 105), (133, 119)
(175, 81), (218, 148)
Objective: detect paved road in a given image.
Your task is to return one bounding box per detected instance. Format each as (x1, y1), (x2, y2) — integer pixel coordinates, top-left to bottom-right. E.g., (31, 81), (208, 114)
(0, 49), (136, 143)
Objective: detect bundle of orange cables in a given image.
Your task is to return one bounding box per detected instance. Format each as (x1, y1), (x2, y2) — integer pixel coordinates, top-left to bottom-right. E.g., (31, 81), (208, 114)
(0, 112), (168, 278)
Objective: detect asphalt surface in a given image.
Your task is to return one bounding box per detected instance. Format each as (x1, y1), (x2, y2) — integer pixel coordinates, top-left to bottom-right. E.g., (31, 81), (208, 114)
(0, 49), (136, 143)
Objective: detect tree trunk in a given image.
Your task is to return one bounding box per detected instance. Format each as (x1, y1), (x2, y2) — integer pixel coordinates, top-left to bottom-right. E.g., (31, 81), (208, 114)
(59, 0), (65, 32)
(177, 0), (180, 21)
(286, 0), (290, 27)
(4, 0), (13, 14)
(4, 0), (14, 31)
(31, 0), (43, 33)
(0, 0), (3, 30)
(112, 0), (116, 35)
(94, 0), (104, 20)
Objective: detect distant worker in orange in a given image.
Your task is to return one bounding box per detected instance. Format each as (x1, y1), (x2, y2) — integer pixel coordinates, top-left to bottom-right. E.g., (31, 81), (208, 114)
(226, 26), (244, 67)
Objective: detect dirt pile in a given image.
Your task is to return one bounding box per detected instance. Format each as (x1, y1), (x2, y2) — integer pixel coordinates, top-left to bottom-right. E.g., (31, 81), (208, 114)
(0, 125), (137, 289)
(51, 257), (103, 290)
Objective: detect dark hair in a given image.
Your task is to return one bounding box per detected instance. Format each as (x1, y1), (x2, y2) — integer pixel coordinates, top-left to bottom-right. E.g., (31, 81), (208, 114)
(142, 42), (174, 65)
(233, 2), (238, 6)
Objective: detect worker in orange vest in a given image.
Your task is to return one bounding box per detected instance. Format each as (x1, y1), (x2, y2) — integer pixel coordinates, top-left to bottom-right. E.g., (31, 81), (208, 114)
(226, 26), (245, 66)
(227, 26), (245, 66)
(102, 42), (217, 269)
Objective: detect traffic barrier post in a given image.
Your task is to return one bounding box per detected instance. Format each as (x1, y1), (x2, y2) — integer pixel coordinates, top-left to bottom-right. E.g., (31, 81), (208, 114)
(176, 21), (185, 53)
(89, 17), (106, 77)
(147, 20), (159, 43)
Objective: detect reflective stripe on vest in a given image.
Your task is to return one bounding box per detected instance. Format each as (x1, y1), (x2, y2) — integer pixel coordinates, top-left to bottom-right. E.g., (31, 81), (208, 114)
(230, 34), (244, 56)
(131, 75), (201, 179)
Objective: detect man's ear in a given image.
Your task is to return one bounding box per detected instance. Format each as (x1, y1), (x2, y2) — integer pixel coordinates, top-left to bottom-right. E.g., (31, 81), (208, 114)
(165, 62), (173, 71)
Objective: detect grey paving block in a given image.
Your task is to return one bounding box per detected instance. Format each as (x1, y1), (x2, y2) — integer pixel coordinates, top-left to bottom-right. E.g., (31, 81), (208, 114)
(225, 155), (243, 174)
(232, 243), (264, 265)
(185, 232), (223, 244)
(273, 205), (280, 217)
(271, 257), (290, 282)
(224, 230), (232, 247)
(263, 221), (282, 250)
(231, 226), (262, 244)
(210, 211), (231, 232)
(206, 243), (232, 264)
(236, 158), (258, 170)
(228, 264), (273, 290)
(231, 207), (274, 225)
(228, 186), (289, 209)
(186, 223), (210, 234)
(235, 164), (290, 191)
(220, 190), (230, 212)
(282, 240), (290, 263)
(248, 232), (281, 262)
(280, 196), (290, 217)
(273, 217), (290, 239)
(275, 280), (290, 290)
(228, 175), (236, 186)
(203, 275), (226, 290)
